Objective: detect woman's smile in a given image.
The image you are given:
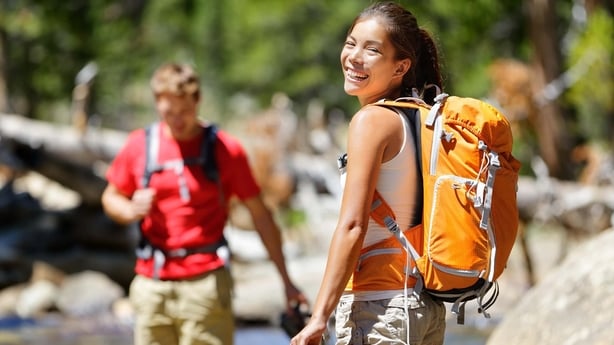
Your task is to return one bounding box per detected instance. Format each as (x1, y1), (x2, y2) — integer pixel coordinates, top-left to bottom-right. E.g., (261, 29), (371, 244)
(345, 68), (369, 82)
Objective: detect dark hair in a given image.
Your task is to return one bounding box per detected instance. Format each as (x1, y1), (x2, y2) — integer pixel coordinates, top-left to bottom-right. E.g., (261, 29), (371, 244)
(347, 1), (443, 104)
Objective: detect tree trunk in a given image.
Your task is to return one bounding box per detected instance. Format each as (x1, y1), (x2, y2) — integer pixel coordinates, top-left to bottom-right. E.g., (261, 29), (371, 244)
(1, 113), (127, 206)
(526, 0), (574, 179)
(0, 30), (8, 113)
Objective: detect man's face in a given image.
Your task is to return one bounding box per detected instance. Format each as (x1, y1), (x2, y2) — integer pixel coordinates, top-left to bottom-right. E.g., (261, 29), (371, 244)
(155, 92), (200, 140)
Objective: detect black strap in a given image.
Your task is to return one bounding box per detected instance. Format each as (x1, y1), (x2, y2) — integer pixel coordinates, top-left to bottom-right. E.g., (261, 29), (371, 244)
(396, 106), (424, 226)
(142, 122), (219, 187)
(136, 237), (228, 280)
(201, 124), (219, 182)
(136, 237), (228, 260)
(375, 104), (424, 226)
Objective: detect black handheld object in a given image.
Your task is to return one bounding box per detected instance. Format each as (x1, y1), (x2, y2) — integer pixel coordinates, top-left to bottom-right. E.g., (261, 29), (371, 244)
(280, 304), (310, 338)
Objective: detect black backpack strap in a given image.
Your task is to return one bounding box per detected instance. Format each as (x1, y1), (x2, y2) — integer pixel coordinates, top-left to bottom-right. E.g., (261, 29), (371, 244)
(201, 123), (219, 182)
(202, 123), (226, 205)
(136, 122), (161, 268)
(396, 106), (423, 226)
(142, 122), (220, 190)
(375, 103), (424, 226)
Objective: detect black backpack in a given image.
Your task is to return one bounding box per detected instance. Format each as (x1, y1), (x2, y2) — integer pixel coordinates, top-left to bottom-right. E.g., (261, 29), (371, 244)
(135, 122), (225, 279)
(141, 121), (219, 189)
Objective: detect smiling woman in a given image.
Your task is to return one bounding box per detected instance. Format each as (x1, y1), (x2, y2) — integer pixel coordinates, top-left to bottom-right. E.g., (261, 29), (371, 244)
(341, 17), (409, 105)
(291, 2), (446, 345)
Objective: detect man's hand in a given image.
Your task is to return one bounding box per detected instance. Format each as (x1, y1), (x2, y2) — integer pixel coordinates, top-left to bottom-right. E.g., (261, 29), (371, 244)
(131, 188), (156, 219)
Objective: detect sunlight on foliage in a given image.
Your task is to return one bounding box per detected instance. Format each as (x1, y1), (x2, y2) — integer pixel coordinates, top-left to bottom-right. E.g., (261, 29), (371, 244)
(567, 9), (614, 144)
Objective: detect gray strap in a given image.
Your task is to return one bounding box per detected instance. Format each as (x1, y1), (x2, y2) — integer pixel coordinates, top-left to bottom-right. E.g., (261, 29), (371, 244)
(152, 249), (165, 280)
(456, 302), (466, 325)
(378, 209), (424, 297)
(142, 122), (161, 188)
(476, 282), (493, 319)
(425, 101), (441, 127)
(425, 93), (448, 126)
(479, 151), (500, 230)
(450, 290), (478, 325)
(421, 94), (446, 176)
(429, 115), (443, 176)
(382, 216), (421, 262)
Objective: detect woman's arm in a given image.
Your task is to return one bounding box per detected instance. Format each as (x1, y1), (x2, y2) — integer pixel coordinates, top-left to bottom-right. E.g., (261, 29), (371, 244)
(292, 105), (403, 345)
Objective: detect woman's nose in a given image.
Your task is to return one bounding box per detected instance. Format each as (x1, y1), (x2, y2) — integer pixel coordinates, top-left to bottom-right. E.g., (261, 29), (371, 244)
(348, 48), (362, 64)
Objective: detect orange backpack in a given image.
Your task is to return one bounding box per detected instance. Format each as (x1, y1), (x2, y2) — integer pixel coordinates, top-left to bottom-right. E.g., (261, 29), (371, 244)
(370, 93), (521, 323)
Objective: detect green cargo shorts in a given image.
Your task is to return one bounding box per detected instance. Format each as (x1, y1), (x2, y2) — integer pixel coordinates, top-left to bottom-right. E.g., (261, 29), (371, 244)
(129, 268), (234, 345)
(335, 292), (446, 345)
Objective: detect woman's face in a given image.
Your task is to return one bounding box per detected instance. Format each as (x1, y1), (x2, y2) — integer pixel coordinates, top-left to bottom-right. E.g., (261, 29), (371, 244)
(155, 92), (200, 140)
(340, 17), (409, 105)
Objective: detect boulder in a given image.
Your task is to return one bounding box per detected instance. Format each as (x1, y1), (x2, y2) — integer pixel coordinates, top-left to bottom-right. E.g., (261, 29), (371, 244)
(487, 229), (614, 345)
(15, 280), (58, 317)
(56, 270), (125, 317)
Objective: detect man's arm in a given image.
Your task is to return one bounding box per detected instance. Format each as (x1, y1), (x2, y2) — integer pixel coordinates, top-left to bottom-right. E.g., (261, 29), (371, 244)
(101, 184), (155, 225)
(242, 195), (308, 309)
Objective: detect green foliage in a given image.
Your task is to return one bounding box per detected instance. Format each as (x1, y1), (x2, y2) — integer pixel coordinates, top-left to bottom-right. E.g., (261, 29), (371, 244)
(184, 0), (367, 115)
(566, 9), (614, 144)
(4, 0), (516, 122)
(2, 0), (610, 157)
(1, 1), (97, 119)
(282, 208), (308, 229)
(411, 0), (528, 96)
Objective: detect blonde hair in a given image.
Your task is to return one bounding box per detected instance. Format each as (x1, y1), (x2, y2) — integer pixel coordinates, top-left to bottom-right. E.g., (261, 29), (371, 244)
(150, 63), (200, 100)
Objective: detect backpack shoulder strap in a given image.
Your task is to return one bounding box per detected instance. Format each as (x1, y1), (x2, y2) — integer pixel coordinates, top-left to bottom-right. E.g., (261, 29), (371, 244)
(142, 122), (219, 186)
(201, 123), (219, 182)
(373, 97), (427, 169)
(142, 121), (161, 188)
(372, 99), (425, 226)
(137, 122), (160, 257)
(201, 123), (226, 205)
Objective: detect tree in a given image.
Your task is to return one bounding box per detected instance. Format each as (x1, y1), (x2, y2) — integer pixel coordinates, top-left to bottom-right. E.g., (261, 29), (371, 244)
(2, 0), (612, 185)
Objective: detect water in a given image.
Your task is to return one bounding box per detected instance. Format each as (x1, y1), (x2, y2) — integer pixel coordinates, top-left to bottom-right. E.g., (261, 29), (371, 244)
(0, 316), (488, 345)
(239, 327), (487, 345)
(236, 325), (487, 345)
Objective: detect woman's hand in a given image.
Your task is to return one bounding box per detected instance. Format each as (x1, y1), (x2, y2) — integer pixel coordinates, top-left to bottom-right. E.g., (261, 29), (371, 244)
(290, 314), (328, 345)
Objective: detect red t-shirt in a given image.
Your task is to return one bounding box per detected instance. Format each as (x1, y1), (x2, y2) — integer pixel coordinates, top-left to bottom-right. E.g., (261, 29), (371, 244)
(106, 122), (260, 279)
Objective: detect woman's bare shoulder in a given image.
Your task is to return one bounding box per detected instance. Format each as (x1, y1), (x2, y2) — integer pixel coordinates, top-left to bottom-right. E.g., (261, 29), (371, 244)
(350, 104), (402, 132)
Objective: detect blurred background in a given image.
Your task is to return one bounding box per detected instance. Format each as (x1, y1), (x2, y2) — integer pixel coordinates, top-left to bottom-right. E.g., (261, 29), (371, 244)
(1, 0), (613, 174)
(0, 0), (613, 344)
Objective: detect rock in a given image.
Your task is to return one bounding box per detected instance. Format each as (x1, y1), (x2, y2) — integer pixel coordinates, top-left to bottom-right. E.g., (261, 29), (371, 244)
(30, 261), (65, 286)
(111, 297), (134, 324)
(56, 270), (125, 317)
(0, 284), (26, 316)
(225, 226), (269, 262)
(15, 280), (58, 317)
(231, 254), (327, 324)
(487, 229), (614, 345)
(12, 262), (66, 318)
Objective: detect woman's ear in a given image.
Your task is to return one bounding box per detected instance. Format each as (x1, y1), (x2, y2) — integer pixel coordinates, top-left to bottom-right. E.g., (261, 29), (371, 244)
(394, 59), (411, 77)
